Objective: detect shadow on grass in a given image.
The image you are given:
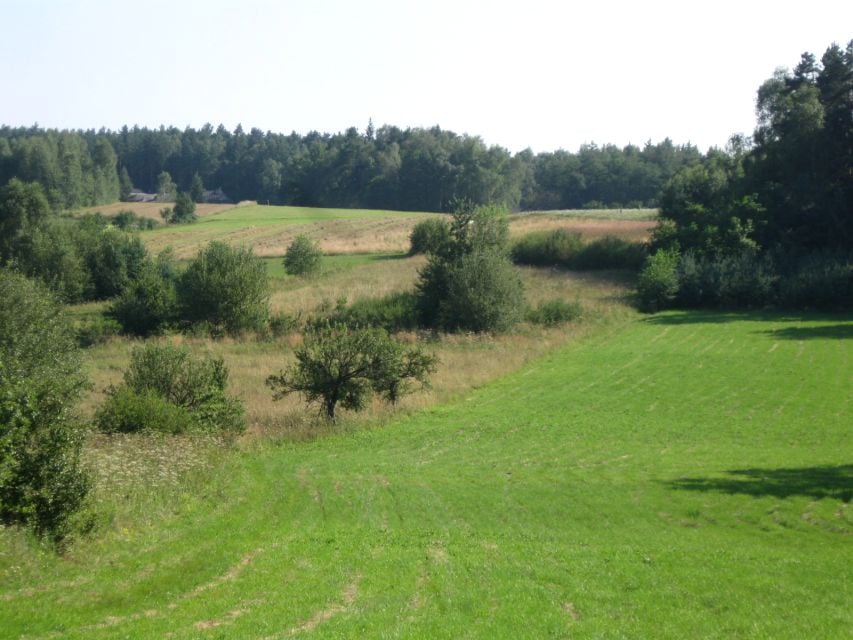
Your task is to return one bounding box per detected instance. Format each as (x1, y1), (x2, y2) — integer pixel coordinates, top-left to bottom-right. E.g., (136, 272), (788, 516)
(667, 465), (852, 501)
(759, 324), (853, 341)
(644, 310), (852, 326)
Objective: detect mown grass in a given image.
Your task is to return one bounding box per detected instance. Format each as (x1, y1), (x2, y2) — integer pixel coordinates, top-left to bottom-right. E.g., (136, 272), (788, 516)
(141, 205), (433, 259)
(137, 204), (655, 259)
(1, 311), (850, 638)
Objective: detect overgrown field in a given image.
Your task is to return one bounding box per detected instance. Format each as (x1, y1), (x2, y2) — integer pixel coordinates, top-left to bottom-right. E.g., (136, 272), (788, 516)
(1, 311), (850, 638)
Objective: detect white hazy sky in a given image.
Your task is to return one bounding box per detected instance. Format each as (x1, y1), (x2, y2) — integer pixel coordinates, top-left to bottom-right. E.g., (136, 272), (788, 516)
(0, 0), (850, 153)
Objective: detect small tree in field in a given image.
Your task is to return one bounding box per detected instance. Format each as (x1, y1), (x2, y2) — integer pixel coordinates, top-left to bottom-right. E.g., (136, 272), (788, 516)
(266, 324), (435, 421)
(177, 241), (270, 335)
(415, 202), (524, 332)
(283, 234), (322, 276)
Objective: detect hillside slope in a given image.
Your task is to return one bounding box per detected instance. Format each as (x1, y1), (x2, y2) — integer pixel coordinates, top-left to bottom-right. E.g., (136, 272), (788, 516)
(1, 312), (850, 638)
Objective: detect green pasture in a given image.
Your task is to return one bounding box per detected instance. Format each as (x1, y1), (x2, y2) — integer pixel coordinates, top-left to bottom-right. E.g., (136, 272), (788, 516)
(152, 204), (427, 234)
(262, 252), (408, 280)
(1, 311), (849, 638)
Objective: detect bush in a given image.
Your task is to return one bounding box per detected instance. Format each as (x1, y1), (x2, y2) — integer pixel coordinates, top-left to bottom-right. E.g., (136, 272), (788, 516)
(527, 299), (582, 326)
(677, 250), (777, 309)
(511, 229), (584, 267)
(637, 249), (680, 312)
(574, 236), (647, 270)
(177, 241), (270, 335)
(777, 252), (853, 310)
(19, 221), (92, 302)
(415, 203), (524, 333)
(322, 291), (419, 332)
(266, 312), (302, 338)
(112, 210), (158, 231)
(83, 227), (149, 299)
(76, 315), (122, 347)
(0, 271), (91, 543)
(283, 234), (322, 276)
(96, 344), (244, 434)
(95, 387), (195, 434)
(109, 260), (177, 336)
(170, 192), (197, 224)
(512, 230), (646, 270)
(267, 324), (435, 421)
(441, 249), (526, 333)
(409, 217), (451, 255)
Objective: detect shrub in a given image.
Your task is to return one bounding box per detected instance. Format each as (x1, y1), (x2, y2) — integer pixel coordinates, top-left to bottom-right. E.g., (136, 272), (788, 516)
(267, 324), (435, 421)
(0, 271), (91, 543)
(96, 344), (245, 434)
(322, 291), (419, 332)
(512, 231), (646, 270)
(415, 203), (524, 332)
(777, 252), (853, 310)
(676, 250), (777, 309)
(409, 217), (451, 255)
(170, 191), (197, 224)
(441, 249), (526, 333)
(283, 234), (322, 276)
(511, 229), (584, 267)
(527, 299), (582, 326)
(76, 315), (122, 347)
(112, 210), (158, 231)
(177, 241), (270, 335)
(94, 387), (195, 434)
(637, 249), (680, 312)
(574, 236), (647, 270)
(109, 260), (177, 336)
(83, 227), (149, 299)
(266, 312), (302, 338)
(19, 221), (92, 302)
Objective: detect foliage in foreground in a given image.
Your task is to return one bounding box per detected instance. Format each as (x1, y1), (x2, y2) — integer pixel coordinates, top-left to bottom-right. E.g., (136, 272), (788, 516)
(267, 324), (436, 421)
(0, 271), (91, 543)
(96, 344), (244, 434)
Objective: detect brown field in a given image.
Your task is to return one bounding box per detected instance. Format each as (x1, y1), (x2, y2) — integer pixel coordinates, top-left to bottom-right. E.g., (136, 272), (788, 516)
(76, 201), (248, 220)
(507, 213), (656, 243)
(145, 214), (435, 260)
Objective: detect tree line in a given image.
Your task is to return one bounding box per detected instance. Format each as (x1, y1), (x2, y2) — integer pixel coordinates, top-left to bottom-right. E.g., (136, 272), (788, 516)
(1, 123), (702, 212)
(639, 41), (853, 311)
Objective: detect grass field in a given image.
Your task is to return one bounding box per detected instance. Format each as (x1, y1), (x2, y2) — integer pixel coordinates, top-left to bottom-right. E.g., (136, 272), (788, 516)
(1, 311), (850, 638)
(77, 200), (241, 220)
(132, 204), (655, 259)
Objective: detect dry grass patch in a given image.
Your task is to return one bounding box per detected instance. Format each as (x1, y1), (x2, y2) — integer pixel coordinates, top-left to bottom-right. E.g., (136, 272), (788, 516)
(76, 201), (240, 220)
(508, 213), (656, 243)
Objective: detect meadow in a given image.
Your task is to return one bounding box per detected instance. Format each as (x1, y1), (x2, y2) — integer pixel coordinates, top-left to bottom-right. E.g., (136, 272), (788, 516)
(1, 311), (849, 638)
(2, 205), (849, 638)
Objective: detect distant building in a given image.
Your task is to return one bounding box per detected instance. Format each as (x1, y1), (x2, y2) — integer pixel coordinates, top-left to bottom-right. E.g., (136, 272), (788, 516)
(202, 188), (233, 204)
(126, 189), (157, 203)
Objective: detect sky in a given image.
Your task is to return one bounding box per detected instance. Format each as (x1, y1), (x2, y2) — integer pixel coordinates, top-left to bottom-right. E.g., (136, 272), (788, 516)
(0, 0), (850, 153)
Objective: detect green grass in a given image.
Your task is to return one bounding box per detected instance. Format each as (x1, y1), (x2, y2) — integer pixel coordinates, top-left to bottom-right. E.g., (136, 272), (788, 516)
(1, 311), (850, 638)
(263, 252), (408, 280)
(148, 204), (427, 235)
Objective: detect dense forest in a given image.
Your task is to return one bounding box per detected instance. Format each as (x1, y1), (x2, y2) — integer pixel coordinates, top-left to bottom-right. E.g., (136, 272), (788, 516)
(0, 124), (701, 212)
